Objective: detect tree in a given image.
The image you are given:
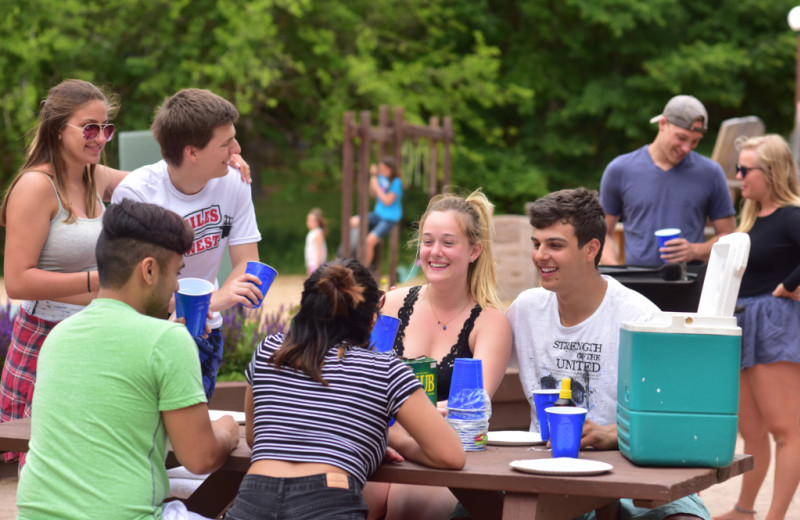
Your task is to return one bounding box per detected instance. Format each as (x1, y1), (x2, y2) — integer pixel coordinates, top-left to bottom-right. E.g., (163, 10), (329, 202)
(0, 0), (796, 217)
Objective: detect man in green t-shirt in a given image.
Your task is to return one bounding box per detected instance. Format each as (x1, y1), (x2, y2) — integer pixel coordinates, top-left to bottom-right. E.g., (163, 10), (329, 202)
(17, 200), (240, 520)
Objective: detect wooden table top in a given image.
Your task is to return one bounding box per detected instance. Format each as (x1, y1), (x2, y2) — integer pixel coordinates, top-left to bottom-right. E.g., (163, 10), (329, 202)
(1, 418), (753, 520)
(370, 445), (751, 503)
(1, 418), (750, 503)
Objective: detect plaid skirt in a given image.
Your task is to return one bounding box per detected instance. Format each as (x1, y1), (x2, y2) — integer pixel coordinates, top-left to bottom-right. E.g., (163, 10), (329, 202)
(0, 308), (58, 463)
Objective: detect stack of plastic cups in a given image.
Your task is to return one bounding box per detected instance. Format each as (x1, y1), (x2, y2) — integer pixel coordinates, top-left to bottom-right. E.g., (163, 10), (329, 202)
(446, 358), (489, 451)
(370, 315), (402, 426)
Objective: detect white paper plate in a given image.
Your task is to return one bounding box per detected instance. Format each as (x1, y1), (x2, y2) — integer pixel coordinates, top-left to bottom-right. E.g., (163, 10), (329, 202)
(509, 458), (613, 476)
(209, 409), (246, 424)
(487, 430), (545, 446)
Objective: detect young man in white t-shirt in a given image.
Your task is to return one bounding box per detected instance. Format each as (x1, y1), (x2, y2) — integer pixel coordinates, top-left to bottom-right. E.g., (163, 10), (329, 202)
(112, 89), (262, 399)
(506, 188), (710, 520)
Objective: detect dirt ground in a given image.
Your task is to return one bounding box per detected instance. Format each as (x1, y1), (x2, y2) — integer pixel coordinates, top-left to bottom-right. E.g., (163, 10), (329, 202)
(0, 276), (798, 518)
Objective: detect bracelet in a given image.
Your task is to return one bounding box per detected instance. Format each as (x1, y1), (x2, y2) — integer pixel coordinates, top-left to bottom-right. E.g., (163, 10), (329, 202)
(733, 504), (756, 515)
(87, 271), (91, 293)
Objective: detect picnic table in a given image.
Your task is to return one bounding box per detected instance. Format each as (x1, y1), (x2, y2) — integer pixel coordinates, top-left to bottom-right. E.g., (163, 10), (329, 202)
(1, 418), (752, 520)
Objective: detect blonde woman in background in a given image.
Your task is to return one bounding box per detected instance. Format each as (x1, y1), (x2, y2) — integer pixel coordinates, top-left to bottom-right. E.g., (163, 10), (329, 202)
(363, 189), (512, 520)
(714, 135), (800, 520)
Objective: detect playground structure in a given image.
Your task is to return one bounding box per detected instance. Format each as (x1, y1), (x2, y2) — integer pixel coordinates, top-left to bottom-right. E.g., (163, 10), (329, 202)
(341, 106), (453, 286)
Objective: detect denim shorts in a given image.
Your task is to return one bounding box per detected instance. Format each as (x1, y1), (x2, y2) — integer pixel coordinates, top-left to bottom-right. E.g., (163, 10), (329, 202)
(224, 473), (369, 520)
(736, 294), (800, 369)
(367, 213), (398, 239)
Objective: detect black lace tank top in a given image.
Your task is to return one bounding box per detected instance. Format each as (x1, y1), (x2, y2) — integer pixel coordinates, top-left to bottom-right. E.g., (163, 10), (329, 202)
(391, 286), (483, 401)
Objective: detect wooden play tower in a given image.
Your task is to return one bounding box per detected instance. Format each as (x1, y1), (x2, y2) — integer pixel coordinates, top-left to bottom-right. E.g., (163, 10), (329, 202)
(341, 105), (453, 286)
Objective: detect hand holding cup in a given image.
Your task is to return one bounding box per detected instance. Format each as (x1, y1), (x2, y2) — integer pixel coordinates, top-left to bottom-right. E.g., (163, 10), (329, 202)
(244, 262), (278, 308)
(654, 228), (682, 264)
(174, 278), (214, 337)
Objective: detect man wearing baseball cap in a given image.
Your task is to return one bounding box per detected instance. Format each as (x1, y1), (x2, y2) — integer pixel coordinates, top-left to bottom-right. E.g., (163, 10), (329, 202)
(599, 95), (736, 266)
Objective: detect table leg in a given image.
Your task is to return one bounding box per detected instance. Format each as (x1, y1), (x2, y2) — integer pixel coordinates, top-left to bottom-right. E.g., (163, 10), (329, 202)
(596, 500), (621, 520)
(184, 469), (244, 518)
(449, 488), (504, 520)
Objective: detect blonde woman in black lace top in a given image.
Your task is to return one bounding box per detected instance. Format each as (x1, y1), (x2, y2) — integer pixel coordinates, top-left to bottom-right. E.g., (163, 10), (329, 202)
(363, 189), (512, 520)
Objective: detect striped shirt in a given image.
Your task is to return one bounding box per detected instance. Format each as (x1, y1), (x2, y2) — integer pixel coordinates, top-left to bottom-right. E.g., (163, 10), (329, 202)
(246, 333), (422, 484)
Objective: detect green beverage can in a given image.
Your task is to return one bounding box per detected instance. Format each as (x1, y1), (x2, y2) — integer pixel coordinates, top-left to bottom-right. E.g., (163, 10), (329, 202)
(402, 356), (437, 405)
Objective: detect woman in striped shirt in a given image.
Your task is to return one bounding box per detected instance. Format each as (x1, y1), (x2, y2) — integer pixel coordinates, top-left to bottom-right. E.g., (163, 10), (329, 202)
(226, 259), (465, 520)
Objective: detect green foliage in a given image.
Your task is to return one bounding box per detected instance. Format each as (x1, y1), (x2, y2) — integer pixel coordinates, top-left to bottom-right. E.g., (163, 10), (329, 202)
(0, 0), (797, 232)
(218, 302), (293, 380)
(492, 0), (798, 191)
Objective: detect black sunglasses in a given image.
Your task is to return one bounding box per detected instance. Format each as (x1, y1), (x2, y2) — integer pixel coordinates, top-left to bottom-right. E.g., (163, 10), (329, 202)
(735, 164), (762, 178)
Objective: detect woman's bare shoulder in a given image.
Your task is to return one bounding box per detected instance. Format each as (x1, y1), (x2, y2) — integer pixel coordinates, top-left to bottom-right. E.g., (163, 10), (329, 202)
(475, 305), (511, 330)
(5, 169), (59, 221)
(382, 285), (416, 315)
(10, 168), (57, 196)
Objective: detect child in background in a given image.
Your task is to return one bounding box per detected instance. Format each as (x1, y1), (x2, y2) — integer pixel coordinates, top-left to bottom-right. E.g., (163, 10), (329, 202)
(304, 208), (328, 276)
(349, 158), (403, 267)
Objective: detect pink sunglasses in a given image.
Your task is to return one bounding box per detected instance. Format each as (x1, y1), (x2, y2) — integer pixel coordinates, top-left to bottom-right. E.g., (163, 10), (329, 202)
(65, 123), (116, 141)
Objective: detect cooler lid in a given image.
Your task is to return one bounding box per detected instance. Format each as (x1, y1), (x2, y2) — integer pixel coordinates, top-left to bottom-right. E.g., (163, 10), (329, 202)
(621, 311), (741, 336)
(696, 233), (750, 317)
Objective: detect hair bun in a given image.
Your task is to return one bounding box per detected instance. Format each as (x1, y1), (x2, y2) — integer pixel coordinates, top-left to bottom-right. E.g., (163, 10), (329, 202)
(316, 264), (365, 317)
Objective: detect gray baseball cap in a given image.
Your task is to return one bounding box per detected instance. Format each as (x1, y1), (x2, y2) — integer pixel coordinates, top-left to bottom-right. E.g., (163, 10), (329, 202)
(649, 95), (708, 133)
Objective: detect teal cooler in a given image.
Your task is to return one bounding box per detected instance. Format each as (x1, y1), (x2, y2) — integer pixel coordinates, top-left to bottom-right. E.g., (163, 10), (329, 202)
(617, 313), (741, 467)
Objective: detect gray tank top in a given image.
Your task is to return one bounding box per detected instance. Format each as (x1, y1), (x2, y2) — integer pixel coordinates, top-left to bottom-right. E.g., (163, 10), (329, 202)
(21, 173), (104, 321)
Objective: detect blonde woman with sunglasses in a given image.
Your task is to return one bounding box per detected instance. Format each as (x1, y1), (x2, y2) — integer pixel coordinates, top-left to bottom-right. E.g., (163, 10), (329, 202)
(0, 80), (126, 466)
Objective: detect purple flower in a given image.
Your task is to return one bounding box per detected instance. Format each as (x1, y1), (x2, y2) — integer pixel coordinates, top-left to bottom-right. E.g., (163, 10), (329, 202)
(0, 302), (18, 363)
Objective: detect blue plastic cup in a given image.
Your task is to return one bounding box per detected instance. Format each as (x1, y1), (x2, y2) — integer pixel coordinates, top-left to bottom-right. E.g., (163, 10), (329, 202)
(532, 389), (561, 441)
(447, 358), (484, 417)
(175, 278), (214, 337)
(654, 228), (681, 264)
(546, 406), (588, 458)
(245, 261), (278, 308)
(370, 315), (400, 353)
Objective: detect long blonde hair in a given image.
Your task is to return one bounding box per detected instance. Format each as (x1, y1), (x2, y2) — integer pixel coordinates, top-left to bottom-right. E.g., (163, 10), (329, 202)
(736, 134), (800, 233)
(413, 188), (501, 309)
(0, 79), (119, 225)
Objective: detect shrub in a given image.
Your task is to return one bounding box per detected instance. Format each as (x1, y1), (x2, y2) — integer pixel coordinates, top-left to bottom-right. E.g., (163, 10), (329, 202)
(0, 302), (18, 366)
(218, 304), (292, 381)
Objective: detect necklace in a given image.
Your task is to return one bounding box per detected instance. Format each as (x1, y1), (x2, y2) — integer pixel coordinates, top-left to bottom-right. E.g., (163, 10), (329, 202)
(427, 288), (473, 331)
